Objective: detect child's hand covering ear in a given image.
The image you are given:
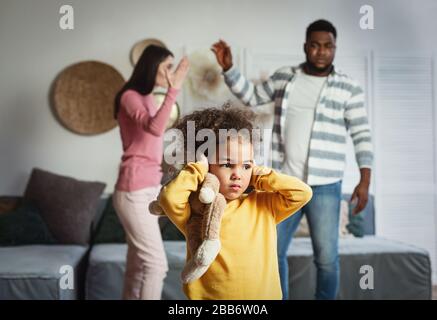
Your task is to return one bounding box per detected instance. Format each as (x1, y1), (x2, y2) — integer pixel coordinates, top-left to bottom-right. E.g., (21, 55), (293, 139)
(250, 165), (272, 187)
(197, 153), (209, 172)
(252, 166), (272, 176)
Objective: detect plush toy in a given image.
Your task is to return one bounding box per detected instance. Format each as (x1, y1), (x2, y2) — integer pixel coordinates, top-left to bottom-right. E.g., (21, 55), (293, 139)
(149, 171), (226, 284)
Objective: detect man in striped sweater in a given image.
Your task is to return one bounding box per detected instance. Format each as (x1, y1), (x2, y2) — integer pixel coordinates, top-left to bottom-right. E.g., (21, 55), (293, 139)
(212, 19), (373, 300)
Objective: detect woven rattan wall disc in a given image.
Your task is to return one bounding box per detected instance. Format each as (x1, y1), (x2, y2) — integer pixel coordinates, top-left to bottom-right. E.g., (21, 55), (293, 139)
(52, 61), (125, 135)
(131, 38), (167, 66)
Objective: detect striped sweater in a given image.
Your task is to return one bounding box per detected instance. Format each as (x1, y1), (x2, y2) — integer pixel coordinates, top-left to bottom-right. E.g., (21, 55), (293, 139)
(223, 64), (373, 186)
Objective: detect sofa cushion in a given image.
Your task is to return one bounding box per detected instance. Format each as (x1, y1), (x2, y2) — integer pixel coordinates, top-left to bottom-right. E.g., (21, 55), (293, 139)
(85, 237), (431, 300)
(0, 196), (20, 214)
(0, 200), (57, 246)
(343, 194), (375, 237)
(294, 199), (353, 238)
(85, 242), (186, 300)
(287, 236), (431, 299)
(159, 216), (185, 241)
(23, 168), (106, 245)
(0, 245), (88, 300)
(91, 196), (184, 243)
(92, 196), (126, 244)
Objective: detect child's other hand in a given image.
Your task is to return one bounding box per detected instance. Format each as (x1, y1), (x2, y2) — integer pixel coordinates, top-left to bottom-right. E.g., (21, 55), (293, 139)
(252, 165), (271, 176)
(250, 165), (272, 187)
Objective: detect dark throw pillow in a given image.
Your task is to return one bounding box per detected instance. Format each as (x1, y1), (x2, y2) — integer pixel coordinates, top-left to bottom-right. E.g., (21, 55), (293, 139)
(92, 196), (126, 244)
(0, 200), (57, 246)
(23, 168), (106, 245)
(346, 202), (367, 237)
(159, 216), (185, 241)
(92, 195), (185, 243)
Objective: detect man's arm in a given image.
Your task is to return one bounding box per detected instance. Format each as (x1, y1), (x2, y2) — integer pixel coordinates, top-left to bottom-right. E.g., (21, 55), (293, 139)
(344, 82), (373, 214)
(212, 40), (275, 107)
(224, 66), (276, 107)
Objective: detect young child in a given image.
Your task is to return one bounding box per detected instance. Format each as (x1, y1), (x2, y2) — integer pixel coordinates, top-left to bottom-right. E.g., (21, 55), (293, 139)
(158, 106), (312, 300)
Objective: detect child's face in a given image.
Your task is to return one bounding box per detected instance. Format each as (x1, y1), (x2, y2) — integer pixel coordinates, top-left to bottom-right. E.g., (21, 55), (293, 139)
(209, 138), (253, 201)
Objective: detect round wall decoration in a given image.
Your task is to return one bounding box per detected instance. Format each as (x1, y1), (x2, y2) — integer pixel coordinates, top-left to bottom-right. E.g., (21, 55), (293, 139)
(52, 61), (125, 135)
(153, 92), (180, 130)
(131, 38), (167, 66)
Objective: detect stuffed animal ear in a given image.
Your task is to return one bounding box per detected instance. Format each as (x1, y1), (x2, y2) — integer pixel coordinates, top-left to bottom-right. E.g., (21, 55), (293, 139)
(161, 161), (184, 185)
(202, 173), (220, 189)
(199, 187), (216, 204)
(149, 200), (165, 216)
(199, 173), (220, 204)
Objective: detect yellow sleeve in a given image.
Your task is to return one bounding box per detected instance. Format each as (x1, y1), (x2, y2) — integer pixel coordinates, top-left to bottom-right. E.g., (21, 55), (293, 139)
(158, 162), (207, 234)
(251, 169), (313, 224)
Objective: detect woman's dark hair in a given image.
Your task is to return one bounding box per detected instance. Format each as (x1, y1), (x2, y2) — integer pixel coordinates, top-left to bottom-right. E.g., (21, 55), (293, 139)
(114, 45), (173, 118)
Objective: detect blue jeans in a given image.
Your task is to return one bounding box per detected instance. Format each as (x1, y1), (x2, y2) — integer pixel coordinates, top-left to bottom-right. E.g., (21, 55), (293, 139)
(277, 181), (341, 300)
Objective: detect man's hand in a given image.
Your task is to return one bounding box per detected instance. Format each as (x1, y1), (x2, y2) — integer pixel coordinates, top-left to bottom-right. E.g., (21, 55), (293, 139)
(350, 182), (369, 215)
(166, 56), (190, 89)
(211, 39), (233, 71)
(350, 168), (371, 215)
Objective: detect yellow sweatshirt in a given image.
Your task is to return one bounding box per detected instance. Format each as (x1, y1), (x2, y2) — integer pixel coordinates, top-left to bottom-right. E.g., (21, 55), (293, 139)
(158, 162), (313, 300)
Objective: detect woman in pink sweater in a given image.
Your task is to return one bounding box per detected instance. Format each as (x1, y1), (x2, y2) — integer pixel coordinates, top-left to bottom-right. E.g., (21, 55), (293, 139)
(113, 45), (189, 300)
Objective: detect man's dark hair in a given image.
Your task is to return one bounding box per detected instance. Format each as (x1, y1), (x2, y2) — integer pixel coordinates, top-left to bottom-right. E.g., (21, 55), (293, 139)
(306, 19), (337, 40)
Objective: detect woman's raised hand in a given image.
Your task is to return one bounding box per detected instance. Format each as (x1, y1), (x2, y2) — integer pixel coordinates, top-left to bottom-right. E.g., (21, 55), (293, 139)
(167, 56), (190, 89)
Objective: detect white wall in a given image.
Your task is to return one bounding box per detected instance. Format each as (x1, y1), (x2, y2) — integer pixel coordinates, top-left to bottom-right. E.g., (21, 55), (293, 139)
(1, 0), (435, 193)
(1, 0), (436, 284)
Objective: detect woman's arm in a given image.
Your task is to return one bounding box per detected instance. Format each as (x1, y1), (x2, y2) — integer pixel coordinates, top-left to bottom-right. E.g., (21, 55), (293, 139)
(158, 162), (207, 234)
(121, 88), (179, 136)
(251, 167), (313, 224)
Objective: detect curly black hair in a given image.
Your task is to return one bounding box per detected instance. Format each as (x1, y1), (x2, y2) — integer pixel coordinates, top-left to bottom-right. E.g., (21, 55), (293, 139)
(171, 103), (257, 162)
